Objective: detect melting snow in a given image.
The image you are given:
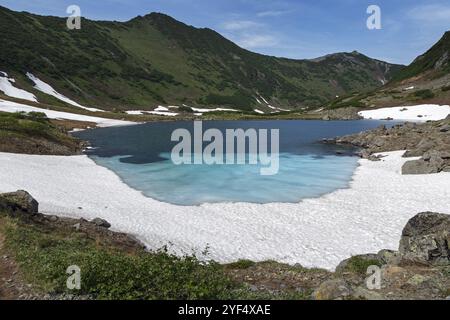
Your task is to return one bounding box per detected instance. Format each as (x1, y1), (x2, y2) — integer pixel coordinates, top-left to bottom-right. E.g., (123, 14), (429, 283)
(0, 151), (448, 270)
(26, 73), (103, 112)
(359, 104), (450, 122)
(0, 99), (133, 127)
(0, 72), (37, 102)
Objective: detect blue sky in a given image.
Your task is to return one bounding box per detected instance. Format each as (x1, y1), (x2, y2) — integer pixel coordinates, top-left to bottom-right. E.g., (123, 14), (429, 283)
(1, 0), (449, 65)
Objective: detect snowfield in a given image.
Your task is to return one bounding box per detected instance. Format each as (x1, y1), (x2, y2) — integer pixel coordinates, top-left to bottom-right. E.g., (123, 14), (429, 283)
(0, 99), (134, 127)
(0, 72), (37, 102)
(26, 73), (104, 112)
(0, 150), (448, 270)
(359, 104), (450, 121)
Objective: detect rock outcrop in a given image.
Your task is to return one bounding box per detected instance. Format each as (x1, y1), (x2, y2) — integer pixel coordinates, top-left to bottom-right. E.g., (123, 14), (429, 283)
(399, 212), (450, 265)
(329, 117), (450, 175)
(313, 212), (450, 300)
(0, 190), (39, 215)
(321, 107), (363, 121)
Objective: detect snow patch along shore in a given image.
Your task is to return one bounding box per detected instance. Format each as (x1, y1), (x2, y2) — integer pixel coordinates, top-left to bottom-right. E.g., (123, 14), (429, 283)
(26, 73), (103, 112)
(359, 104), (450, 121)
(0, 99), (134, 127)
(0, 151), (448, 270)
(0, 72), (37, 102)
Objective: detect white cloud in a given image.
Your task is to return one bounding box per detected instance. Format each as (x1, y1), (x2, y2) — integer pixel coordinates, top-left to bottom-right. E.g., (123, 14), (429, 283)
(237, 34), (278, 48)
(408, 4), (450, 23)
(222, 20), (263, 31)
(256, 10), (290, 17)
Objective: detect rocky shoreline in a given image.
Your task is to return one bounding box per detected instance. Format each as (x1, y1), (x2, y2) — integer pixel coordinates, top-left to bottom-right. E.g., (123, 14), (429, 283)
(1, 190), (449, 300)
(324, 115), (450, 174)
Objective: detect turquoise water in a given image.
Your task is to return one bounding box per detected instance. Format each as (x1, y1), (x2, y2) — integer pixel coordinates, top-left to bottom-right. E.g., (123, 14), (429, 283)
(75, 120), (390, 205)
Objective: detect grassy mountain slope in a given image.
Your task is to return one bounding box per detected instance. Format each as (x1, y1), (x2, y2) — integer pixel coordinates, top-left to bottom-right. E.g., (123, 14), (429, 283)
(0, 6), (403, 111)
(326, 31), (450, 110)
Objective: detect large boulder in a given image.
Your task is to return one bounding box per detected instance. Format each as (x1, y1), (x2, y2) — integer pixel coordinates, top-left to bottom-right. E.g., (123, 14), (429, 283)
(402, 159), (441, 175)
(0, 190), (39, 215)
(403, 138), (435, 157)
(399, 212), (450, 265)
(401, 151), (447, 175)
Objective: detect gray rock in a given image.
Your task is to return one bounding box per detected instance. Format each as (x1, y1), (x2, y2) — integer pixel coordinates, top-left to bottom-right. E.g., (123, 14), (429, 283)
(47, 215), (59, 222)
(402, 159), (441, 175)
(404, 138), (435, 158)
(91, 218), (111, 229)
(312, 279), (352, 300)
(373, 137), (386, 147)
(0, 190), (39, 215)
(399, 212), (450, 265)
(440, 125), (449, 132)
(377, 249), (400, 265)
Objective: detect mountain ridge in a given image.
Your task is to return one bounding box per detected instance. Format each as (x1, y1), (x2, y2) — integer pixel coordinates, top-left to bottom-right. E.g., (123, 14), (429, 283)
(325, 31), (450, 110)
(0, 6), (403, 112)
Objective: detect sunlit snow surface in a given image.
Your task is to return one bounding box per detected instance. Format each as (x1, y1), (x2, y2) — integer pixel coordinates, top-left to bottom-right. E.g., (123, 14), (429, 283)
(0, 99), (133, 127)
(26, 73), (103, 112)
(0, 72), (37, 102)
(1, 150), (449, 270)
(359, 104), (450, 121)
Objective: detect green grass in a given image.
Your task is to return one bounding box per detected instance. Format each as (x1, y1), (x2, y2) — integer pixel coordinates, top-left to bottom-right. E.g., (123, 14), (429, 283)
(1, 215), (241, 299)
(343, 256), (383, 275)
(0, 214), (314, 300)
(414, 89), (435, 100)
(0, 111), (74, 143)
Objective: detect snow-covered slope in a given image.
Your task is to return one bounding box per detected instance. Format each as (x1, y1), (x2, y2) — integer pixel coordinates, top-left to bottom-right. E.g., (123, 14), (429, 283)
(26, 73), (103, 112)
(0, 72), (37, 102)
(0, 99), (133, 127)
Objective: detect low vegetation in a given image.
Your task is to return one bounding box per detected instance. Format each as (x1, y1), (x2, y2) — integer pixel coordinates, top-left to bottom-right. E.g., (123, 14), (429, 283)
(0, 213), (314, 300)
(0, 111), (82, 155)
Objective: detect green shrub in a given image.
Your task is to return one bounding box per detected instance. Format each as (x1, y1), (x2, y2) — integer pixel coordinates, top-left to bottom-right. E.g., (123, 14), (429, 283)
(2, 217), (239, 300)
(344, 256), (382, 275)
(414, 89), (435, 99)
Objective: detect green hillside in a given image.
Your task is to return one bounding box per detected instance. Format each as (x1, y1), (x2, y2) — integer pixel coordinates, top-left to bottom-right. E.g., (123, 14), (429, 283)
(391, 31), (450, 83)
(324, 31), (450, 110)
(0, 6), (403, 111)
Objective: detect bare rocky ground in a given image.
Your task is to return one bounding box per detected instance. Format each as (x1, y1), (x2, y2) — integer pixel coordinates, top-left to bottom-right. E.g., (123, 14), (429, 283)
(0, 191), (449, 300)
(325, 115), (450, 174)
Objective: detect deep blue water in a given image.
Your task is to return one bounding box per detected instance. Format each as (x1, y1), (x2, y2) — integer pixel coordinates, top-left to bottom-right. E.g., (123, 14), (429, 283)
(74, 120), (390, 205)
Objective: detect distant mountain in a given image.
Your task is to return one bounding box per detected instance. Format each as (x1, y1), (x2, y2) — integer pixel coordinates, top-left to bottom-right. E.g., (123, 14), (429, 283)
(327, 31), (450, 110)
(0, 6), (403, 112)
